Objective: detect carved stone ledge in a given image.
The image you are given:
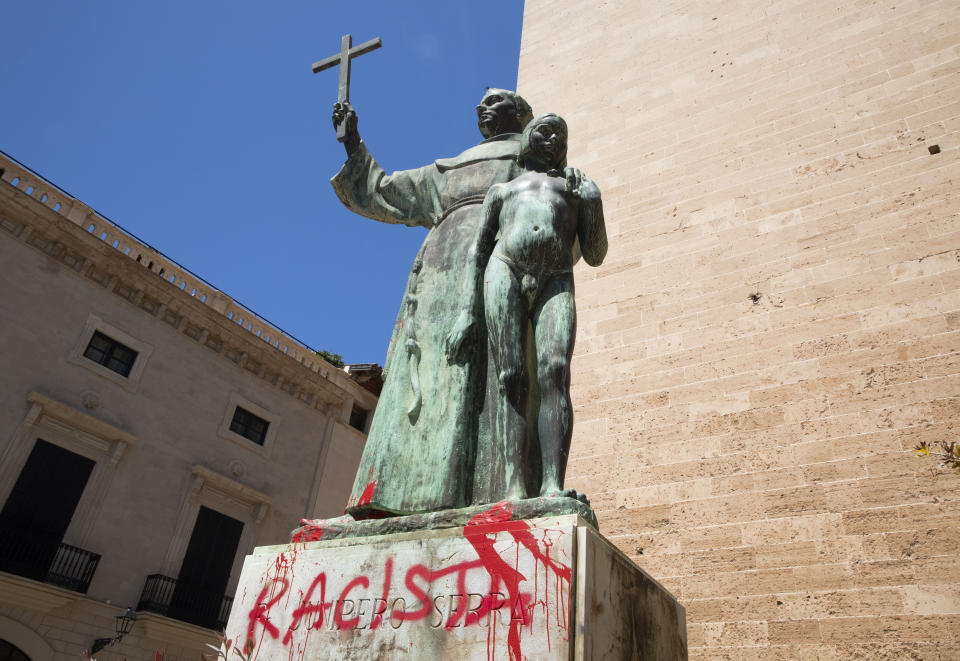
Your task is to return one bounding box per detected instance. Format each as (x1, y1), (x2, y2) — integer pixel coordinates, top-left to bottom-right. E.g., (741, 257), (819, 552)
(27, 391), (136, 467)
(191, 465), (273, 523)
(0, 572), (79, 613)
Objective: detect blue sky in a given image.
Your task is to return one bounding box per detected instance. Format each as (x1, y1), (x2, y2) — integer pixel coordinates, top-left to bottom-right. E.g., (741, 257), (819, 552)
(1, 1), (525, 364)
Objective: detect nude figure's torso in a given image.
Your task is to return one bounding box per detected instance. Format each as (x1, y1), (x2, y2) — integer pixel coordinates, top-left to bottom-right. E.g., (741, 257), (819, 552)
(491, 171), (580, 283)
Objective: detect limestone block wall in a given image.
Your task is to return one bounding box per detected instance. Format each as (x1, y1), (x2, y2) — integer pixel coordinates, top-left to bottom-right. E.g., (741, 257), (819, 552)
(518, 1), (960, 658)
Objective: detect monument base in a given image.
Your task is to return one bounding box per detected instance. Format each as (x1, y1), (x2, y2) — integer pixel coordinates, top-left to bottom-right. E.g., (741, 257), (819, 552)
(224, 505), (686, 660)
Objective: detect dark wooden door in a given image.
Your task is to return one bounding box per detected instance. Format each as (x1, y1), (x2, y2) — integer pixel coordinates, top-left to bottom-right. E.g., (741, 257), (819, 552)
(169, 506), (244, 628)
(0, 439), (94, 581)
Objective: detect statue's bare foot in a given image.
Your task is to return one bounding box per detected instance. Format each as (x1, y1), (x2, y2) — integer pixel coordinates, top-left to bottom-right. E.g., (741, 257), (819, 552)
(540, 487), (591, 506)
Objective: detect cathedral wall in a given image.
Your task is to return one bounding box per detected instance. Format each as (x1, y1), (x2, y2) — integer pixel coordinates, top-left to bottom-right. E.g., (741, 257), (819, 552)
(518, 1), (960, 657)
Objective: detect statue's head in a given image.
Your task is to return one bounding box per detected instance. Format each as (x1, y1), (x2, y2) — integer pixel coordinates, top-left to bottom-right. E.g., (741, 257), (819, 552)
(518, 113), (568, 170)
(476, 88), (533, 139)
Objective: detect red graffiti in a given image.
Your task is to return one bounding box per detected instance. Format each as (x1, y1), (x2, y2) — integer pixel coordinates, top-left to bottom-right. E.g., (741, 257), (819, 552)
(242, 503), (571, 660)
(334, 576), (371, 629)
(282, 573), (329, 644)
(464, 503), (531, 660)
(246, 578), (289, 643)
(370, 558), (393, 630)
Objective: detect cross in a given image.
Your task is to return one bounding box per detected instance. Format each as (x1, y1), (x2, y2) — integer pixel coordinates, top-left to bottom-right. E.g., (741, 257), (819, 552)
(312, 34), (382, 142)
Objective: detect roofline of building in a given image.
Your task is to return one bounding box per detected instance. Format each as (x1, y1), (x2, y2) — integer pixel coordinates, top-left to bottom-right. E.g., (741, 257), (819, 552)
(0, 150), (378, 418)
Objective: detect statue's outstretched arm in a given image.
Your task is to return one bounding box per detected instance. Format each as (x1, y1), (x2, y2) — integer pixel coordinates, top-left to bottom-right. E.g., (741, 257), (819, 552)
(330, 140), (435, 229)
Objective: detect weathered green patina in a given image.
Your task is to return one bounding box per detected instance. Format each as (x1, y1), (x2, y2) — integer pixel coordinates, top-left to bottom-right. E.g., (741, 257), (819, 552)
(449, 113), (607, 504)
(330, 90), (533, 517)
(324, 93), (606, 526)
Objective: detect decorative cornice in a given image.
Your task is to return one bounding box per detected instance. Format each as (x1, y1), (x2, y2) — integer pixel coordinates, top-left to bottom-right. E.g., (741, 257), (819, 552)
(191, 465), (273, 523)
(27, 391), (136, 466)
(135, 611), (223, 645)
(0, 152), (378, 420)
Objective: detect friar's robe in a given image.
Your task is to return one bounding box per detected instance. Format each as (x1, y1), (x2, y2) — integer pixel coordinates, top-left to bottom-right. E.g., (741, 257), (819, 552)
(331, 133), (524, 517)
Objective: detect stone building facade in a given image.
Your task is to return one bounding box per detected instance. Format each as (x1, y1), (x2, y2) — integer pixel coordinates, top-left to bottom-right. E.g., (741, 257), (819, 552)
(0, 152), (376, 660)
(518, 1), (960, 658)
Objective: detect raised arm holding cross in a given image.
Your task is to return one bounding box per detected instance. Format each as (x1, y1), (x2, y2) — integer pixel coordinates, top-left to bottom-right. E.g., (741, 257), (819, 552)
(312, 33), (382, 145)
(313, 39), (553, 516)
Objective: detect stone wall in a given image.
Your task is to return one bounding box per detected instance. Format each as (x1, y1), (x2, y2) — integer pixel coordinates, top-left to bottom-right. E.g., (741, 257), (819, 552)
(518, 1), (960, 658)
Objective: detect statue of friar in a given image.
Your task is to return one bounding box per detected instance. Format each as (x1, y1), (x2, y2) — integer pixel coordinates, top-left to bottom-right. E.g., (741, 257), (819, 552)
(330, 89), (533, 518)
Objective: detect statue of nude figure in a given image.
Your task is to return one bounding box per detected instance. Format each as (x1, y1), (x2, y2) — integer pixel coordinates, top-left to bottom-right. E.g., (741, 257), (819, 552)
(446, 113), (607, 501)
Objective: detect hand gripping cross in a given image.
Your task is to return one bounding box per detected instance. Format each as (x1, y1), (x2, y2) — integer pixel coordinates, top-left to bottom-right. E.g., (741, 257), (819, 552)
(312, 34), (382, 142)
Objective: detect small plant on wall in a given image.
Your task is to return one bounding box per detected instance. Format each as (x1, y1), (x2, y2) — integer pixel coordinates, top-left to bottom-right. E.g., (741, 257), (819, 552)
(315, 349), (345, 368)
(915, 440), (960, 472)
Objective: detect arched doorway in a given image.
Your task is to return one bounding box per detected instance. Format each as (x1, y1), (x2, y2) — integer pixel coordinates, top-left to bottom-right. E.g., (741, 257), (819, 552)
(0, 640), (30, 661)
(0, 617), (52, 661)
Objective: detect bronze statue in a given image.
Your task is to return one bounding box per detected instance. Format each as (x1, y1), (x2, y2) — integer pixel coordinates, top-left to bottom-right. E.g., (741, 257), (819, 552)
(447, 114), (606, 502)
(329, 89), (533, 517)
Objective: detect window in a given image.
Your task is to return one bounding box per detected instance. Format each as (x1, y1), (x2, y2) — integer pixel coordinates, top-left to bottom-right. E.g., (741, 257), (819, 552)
(229, 407), (269, 445)
(82, 331), (138, 377)
(69, 315), (153, 392)
(217, 395), (277, 455)
(349, 404), (369, 432)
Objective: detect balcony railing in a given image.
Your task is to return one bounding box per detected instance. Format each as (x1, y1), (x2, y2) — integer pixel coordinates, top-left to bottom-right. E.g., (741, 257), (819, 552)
(137, 574), (233, 631)
(0, 529), (100, 593)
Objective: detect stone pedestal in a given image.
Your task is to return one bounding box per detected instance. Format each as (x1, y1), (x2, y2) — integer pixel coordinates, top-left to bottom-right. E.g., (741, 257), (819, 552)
(223, 508), (686, 660)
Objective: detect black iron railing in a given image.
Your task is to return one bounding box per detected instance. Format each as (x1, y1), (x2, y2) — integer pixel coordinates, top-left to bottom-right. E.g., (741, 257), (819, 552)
(0, 529), (100, 593)
(137, 574), (233, 631)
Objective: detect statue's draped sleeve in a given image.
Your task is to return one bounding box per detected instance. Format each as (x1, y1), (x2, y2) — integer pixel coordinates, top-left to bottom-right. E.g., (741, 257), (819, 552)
(330, 141), (442, 228)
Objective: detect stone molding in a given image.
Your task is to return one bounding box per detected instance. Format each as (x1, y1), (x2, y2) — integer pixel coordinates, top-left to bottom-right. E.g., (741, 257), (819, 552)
(26, 390), (137, 462)
(158, 465), (274, 582)
(135, 611), (221, 651)
(0, 615), (55, 661)
(190, 465), (274, 523)
(0, 152), (378, 424)
(0, 572), (79, 614)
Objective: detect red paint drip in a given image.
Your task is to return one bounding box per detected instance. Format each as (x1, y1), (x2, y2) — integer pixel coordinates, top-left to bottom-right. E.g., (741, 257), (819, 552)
(345, 466), (377, 512)
(463, 503), (528, 660)
(246, 578), (289, 644)
(246, 548), (301, 660)
(292, 519), (326, 543)
(463, 502), (573, 661)
(356, 480), (377, 506)
(282, 573), (329, 644)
